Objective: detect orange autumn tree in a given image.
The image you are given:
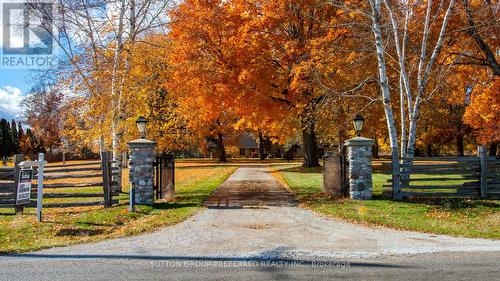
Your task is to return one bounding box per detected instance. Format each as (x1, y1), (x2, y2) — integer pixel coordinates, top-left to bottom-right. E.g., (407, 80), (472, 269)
(121, 36), (200, 153)
(463, 78), (500, 146)
(169, 0), (372, 166)
(233, 0), (377, 167)
(441, 0), (499, 155)
(168, 0), (247, 161)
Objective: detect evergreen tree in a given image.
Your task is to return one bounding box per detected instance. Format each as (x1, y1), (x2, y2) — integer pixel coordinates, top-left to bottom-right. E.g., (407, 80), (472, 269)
(11, 120), (19, 154)
(17, 122), (24, 147)
(5, 120), (13, 157)
(0, 119), (13, 158)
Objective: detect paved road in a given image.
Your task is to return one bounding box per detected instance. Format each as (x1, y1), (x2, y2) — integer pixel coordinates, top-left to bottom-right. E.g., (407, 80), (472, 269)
(1, 251), (499, 281)
(1, 166), (499, 280)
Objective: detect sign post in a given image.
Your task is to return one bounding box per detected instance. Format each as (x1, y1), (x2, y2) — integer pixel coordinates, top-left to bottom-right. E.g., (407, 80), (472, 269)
(13, 154), (24, 214)
(36, 153), (45, 222)
(19, 153), (46, 222)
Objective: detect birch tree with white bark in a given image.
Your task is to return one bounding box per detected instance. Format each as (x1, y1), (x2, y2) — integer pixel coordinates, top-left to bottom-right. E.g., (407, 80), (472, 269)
(330, 0), (457, 199)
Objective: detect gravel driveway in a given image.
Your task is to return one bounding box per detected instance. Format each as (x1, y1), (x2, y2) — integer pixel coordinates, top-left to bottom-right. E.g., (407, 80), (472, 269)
(24, 166), (500, 260)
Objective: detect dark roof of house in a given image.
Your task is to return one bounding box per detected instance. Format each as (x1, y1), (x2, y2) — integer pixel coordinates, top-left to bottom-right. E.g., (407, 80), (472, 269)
(238, 133), (258, 148)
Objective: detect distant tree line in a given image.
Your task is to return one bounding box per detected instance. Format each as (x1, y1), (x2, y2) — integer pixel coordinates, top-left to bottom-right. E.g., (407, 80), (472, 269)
(0, 118), (44, 163)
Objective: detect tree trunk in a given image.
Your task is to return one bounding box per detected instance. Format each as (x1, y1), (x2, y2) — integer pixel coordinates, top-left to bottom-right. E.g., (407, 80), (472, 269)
(217, 133), (227, 162)
(400, 75), (407, 158)
(302, 123), (320, 167)
(402, 0), (455, 178)
(401, 106), (420, 187)
(490, 142), (498, 156)
(99, 135), (105, 159)
(110, 0), (127, 162)
(373, 138), (379, 159)
(370, 1), (401, 199)
(258, 131), (265, 161)
(426, 143), (433, 157)
(456, 133), (464, 156)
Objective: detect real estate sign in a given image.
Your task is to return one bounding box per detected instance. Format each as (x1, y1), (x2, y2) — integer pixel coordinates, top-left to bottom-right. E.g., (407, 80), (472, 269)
(16, 169), (34, 205)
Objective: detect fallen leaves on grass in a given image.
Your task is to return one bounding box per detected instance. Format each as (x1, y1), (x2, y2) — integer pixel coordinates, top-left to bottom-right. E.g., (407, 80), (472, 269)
(425, 209), (451, 219)
(56, 228), (105, 237)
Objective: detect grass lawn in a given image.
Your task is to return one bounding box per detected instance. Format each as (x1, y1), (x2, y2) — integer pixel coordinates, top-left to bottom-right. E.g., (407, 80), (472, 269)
(0, 162), (237, 253)
(273, 163), (500, 239)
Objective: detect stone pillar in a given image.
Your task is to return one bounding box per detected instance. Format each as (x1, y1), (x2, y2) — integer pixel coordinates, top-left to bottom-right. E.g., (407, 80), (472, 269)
(344, 137), (375, 200)
(128, 139), (157, 205)
(323, 151), (343, 196)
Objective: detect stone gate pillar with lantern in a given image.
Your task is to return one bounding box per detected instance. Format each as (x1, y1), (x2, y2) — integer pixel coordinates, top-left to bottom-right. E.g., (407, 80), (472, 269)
(344, 115), (375, 200)
(128, 117), (156, 206)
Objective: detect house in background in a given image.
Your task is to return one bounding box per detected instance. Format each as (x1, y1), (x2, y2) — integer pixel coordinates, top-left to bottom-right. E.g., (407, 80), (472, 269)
(237, 133), (288, 158)
(237, 133), (259, 157)
(203, 132), (311, 159)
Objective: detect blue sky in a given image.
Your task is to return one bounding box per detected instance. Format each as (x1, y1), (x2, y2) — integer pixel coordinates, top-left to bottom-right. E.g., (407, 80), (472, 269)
(0, 0), (46, 121)
(0, 69), (32, 120)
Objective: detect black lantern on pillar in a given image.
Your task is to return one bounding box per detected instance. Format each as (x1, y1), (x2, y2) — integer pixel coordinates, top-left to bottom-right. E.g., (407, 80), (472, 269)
(136, 116), (148, 139)
(353, 115), (364, 137)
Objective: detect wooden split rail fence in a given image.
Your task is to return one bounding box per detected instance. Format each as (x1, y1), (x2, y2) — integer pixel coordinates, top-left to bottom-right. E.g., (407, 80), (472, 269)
(0, 152), (121, 212)
(382, 147), (499, 199)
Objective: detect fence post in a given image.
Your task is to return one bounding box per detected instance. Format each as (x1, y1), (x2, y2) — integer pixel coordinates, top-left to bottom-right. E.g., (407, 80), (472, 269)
(160, 154), (167, 199)
(36, 153), (44, 222)
(166, 153), (175, 201)
(391, 150), (402, 200)
(122, 152), (128, 168)
(478, 145), (488, 199)
(13, 154), (24, 214)
(101, 151), (112, 208)
(113, 154), (123, 192)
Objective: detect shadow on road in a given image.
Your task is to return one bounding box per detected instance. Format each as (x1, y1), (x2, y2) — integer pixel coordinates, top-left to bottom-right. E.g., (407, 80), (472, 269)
(1, 253), (410, 269)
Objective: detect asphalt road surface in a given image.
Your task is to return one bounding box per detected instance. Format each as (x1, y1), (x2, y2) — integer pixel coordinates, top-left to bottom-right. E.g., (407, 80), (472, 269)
(1, 251), (499, 281)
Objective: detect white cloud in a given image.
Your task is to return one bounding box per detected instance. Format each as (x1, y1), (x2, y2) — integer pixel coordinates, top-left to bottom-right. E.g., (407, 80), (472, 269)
(0, 86), (23, 117)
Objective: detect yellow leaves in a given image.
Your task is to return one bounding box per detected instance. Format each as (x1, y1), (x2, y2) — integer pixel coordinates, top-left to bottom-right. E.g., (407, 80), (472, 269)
(358, 205), (368, 215)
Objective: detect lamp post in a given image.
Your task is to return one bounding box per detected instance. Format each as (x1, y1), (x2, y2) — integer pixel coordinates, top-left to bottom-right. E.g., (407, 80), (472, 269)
(136, 116), (148, 139)
(353, 115), (365, 137)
